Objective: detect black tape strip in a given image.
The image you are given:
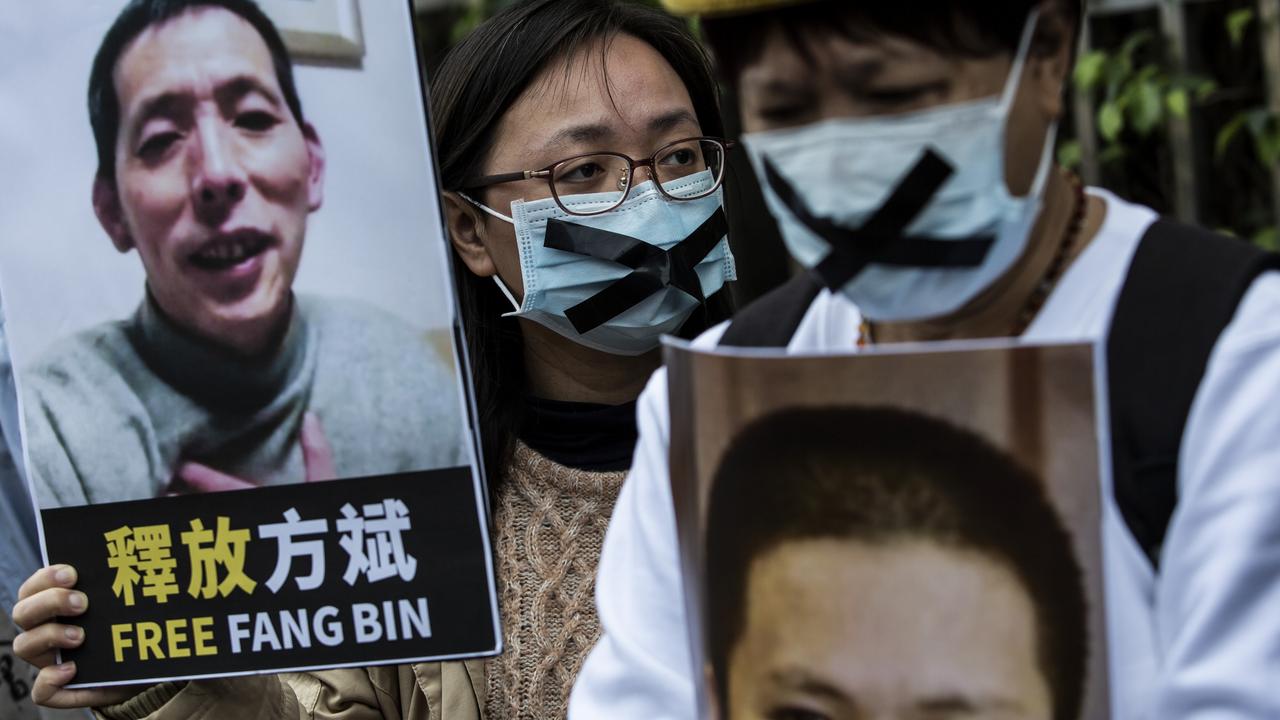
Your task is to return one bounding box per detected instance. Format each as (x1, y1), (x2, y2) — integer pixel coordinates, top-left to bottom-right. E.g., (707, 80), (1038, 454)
(547, 208), (730, 334)
(564, 273), (665, 335)
(873, 236), (994, 267)
(856, 151), (952, 237)
(762, 151), (994, 290)
(545, 222), (651, 267)
(670, 208), (729, 271)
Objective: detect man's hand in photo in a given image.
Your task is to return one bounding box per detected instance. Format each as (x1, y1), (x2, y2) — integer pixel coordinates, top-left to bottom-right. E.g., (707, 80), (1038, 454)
(172, 412), (337, 493)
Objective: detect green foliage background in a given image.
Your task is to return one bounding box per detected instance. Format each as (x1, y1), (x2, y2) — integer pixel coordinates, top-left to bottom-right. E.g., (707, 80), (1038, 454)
(1061, 2), (1278, 249)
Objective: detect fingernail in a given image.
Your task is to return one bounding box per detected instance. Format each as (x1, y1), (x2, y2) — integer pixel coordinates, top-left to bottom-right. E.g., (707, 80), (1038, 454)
(54, 566), (74, 585)
(68, 592), (86, 610)
(59, 661), (75, 673)
(65, 626), (83, 642)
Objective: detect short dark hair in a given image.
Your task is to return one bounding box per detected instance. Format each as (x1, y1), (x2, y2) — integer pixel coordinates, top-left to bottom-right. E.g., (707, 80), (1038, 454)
(429, 0), (731, 490)
(701, 0), (1084, 85)
(88, 0), (305, 181)
(704, 406), (1088, 720)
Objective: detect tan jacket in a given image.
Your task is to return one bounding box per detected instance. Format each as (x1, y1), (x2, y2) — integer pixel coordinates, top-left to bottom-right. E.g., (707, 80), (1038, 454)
(95, 661), (485, 720)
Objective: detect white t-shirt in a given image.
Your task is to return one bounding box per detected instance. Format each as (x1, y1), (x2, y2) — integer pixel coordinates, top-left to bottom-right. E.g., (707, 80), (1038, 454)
(570, 189), (1280, 720)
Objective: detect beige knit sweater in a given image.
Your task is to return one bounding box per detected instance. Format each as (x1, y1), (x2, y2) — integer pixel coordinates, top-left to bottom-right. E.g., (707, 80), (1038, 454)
(484, 443), (626, 720)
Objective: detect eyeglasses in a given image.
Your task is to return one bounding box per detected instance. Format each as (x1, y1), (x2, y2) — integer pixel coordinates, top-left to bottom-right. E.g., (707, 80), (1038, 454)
(460, 136), (734, 217)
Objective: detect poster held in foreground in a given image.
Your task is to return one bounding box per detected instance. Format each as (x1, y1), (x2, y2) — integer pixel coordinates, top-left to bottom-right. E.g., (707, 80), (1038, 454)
(0, 0), (498, 686)
(667, 340), (1109, 720)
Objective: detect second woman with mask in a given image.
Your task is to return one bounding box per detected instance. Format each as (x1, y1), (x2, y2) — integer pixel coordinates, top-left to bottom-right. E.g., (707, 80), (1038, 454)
(433, 0), (734, 716)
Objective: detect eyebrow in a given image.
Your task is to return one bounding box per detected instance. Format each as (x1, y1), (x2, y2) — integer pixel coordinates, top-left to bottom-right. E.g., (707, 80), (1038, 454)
(916, 693), (1026, 714)
(766, 669), (1026, 714)
(831, 59), (887, 93)
(214, 75), (285, 111)
(542, 122), (615, 151)
(765, 669), (850, 703)
(748, 77), (819, 103)
(648, 108), (700, 135)
(540, 109), (702, 154)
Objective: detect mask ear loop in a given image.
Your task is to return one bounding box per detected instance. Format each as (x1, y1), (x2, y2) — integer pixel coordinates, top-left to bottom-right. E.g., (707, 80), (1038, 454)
(492, 276), (523, 316)
(999, 9), (1042, 114)
(458, 192), (515, 225)
(998, 9), (1057, 200)
(455, 193), (523, 313)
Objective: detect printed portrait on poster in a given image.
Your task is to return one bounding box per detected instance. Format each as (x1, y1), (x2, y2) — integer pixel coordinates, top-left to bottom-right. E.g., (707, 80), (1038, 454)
(666, 340), (1109, 720)
(0, 0), (497, 687)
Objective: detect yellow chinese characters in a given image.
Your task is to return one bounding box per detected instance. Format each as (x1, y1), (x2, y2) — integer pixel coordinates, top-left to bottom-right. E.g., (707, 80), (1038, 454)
(182, 517), (257, 599)
(105, 526), (142, 606)
(106, 517), (255, 607)
(104, 524), (179, 606)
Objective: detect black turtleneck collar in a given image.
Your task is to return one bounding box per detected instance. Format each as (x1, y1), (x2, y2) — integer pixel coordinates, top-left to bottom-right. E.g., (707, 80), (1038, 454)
(126, 293), (308, 412)
(520, 396), (638, 473)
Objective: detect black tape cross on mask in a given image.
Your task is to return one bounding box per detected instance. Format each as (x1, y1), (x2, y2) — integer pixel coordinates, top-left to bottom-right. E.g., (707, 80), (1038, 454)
(543, 207), (729, 335)
(762, 150), (995, 291)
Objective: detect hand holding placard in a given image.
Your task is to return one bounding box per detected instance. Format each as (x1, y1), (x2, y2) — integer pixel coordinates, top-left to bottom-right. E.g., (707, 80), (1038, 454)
(10, 566), (140, 709)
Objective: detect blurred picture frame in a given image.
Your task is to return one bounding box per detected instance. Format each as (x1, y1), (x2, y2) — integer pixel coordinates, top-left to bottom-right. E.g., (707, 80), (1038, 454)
(259, 0), (365, 64)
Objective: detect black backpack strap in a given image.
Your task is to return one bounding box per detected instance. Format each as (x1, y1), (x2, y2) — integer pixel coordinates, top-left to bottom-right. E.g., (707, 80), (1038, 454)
(719, 271), (825, 348)
(1108, 218), (1280, 568)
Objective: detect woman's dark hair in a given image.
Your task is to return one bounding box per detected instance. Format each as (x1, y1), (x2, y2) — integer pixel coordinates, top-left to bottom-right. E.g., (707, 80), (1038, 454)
(430, 0), (730, 486)
(88, 0), (304, 182)
(705, 406), (1089, 720)
(701, 0), (1084, 85)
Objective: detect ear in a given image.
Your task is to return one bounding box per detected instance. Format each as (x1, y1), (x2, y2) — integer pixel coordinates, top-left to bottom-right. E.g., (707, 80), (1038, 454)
(443, 191), (497, 278)
(302, 121), (326, 212)
(92, 176), (133, 253)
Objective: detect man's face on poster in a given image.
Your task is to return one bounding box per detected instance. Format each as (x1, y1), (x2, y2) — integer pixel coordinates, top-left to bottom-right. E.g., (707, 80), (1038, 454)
(94, 7), (324, 355)
(723, 538), (1053, 720)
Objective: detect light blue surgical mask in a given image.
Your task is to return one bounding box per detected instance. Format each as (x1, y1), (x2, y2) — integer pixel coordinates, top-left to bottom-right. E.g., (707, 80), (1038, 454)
(463, 170), (736, 356)
(742, 11), (1055, 323)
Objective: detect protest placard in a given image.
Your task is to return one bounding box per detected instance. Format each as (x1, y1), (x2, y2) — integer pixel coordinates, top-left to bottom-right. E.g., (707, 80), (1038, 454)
(667, 339), (1109, 720)
(0, 0), (499, 686)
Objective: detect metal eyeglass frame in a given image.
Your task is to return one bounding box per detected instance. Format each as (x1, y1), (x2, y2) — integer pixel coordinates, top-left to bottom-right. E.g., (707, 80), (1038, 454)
(459, 136), (735, 217)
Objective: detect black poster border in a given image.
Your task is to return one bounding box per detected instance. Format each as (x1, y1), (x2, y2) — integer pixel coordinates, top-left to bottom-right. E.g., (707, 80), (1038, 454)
(44, 467), (501, 688)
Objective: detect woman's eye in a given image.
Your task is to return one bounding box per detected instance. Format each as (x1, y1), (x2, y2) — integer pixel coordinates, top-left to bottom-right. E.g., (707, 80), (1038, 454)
(137, 132), (181, 160)
(561, 162), (606, 182)
(237, 111), (278, 132)
(659, 148), (698, 167)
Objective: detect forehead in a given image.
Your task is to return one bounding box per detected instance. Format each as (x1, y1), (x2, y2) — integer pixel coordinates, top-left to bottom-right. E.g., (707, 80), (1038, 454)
(741, 27), (952, 84)
(113, 7), (279, 108)
(735, 539), (1048, 702)
(495, 34), (697, 148)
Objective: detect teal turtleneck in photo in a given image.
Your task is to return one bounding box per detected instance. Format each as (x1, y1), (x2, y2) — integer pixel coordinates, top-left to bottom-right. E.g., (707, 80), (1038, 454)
(20, 293), (467, 508)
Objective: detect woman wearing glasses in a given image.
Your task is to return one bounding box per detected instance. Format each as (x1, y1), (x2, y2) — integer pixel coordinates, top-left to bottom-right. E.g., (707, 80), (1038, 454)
(12, 1), (734, 719)
(433, 0), (734, 717)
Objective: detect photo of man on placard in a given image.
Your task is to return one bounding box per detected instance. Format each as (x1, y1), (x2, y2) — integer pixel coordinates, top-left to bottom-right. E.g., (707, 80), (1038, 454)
(12, 0), (467, 509)
(703, 406), (1088, 720)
